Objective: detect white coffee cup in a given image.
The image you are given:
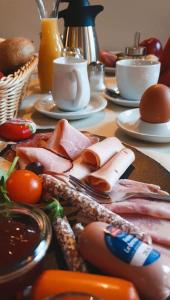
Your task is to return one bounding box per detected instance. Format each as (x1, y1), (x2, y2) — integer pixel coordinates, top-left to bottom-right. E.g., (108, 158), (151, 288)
(116, 59), (161, 100)
(52, 56), (90, 111)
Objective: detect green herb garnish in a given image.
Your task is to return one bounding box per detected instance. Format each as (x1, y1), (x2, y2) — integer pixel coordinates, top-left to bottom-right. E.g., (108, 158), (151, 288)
(0, 156), (19, 206)
(43, 197), (64, 223)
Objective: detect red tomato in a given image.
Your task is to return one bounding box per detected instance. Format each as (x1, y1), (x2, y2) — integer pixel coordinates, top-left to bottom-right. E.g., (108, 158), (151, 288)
(6, 170), (42, 204)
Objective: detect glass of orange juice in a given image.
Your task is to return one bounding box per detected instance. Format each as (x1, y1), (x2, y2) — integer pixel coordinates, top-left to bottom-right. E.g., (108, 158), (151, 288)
(36, 0), (63, 93)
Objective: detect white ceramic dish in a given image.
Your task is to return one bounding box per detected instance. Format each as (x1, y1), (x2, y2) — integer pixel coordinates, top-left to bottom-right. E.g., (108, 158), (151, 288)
(104, 91), (140, 108)
(35, 94), (107, 120)
(117, 108), (170, 143)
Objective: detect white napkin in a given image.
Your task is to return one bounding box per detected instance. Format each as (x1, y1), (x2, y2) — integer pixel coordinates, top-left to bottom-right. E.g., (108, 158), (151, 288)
(137, 148), (170, 172)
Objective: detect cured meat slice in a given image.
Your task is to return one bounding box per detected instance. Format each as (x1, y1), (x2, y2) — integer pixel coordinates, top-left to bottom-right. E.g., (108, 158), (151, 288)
(81, 137), (124, 168)
(115, 179), (167, 194)
(119, 214), (170, 247)
(85, 148), (135, 192)
(12, 132), (52, 151)
(47, 119), (95, 160)
(70, 156), (96, 180)
(16, 147), (72, 173)
(104, 198), (170, 220)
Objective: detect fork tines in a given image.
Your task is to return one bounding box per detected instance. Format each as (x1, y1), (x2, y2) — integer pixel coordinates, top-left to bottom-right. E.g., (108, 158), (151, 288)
(69, 175), (111, 203)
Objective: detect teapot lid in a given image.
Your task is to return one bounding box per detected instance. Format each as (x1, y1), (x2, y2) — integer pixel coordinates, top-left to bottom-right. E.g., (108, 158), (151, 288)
(58, 0), (104, 27)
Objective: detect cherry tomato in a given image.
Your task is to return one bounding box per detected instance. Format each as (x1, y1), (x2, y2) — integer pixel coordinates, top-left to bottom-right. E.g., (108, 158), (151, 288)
(6, 170), (42, 204)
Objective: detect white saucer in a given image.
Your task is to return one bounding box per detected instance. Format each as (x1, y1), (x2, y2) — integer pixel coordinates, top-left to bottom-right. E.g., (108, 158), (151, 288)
(104, 91), (140, 108)
(117, 108), (170, 143)
(35, 94), (107, 120)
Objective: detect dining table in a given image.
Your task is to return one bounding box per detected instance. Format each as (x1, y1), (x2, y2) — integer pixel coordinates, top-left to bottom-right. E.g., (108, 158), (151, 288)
(0, 70), (170, 300)
(10, 71), (170, 175)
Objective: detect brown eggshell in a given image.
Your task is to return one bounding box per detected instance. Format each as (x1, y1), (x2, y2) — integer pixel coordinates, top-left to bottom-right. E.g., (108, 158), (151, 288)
(140, 84), (170, 123)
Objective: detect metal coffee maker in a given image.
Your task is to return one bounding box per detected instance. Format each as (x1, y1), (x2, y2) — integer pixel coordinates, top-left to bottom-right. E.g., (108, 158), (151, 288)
(58, 0), (104, 63)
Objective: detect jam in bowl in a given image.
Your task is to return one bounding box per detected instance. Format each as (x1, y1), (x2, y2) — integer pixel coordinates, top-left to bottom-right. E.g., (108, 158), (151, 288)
(0, 204), (52, 299)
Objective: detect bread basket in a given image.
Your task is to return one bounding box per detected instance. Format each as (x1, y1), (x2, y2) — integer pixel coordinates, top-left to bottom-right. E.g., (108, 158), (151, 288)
(0, 54), (38, 124)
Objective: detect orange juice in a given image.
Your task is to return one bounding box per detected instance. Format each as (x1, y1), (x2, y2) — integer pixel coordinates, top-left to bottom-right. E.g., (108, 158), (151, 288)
(38, 18), (63, 93)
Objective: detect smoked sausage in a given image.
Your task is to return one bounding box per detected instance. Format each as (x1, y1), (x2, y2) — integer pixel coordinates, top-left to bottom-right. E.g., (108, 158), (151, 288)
(78, 221), (170, 300)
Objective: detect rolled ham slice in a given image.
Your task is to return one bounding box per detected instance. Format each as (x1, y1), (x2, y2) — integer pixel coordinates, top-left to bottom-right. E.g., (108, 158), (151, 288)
(47, 119), (95, 160)
(16, 147), (72, 173)
(85, 148), (135, 192)
(81, 137), (124, 168)
(70, 156), (96, 180)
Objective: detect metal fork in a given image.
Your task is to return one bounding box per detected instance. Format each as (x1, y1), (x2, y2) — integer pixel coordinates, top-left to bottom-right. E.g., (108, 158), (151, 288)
(69, 175), (170, 204)
(69, 175), (111, 204)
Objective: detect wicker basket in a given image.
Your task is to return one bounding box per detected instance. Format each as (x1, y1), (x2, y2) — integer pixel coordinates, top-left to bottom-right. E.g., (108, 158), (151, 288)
(0, 55), (38, 124)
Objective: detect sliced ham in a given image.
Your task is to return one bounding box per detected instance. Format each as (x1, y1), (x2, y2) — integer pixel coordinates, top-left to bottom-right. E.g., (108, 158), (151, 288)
(115, 178), (167, 194)
(46, 119), (96, 160)
(16, 147), (72, 173)
(70, 156), (96, 180)
(85, 148), (135, 192)
(12, 132), (52, 151)
(119, 214), (170, 247)
(104, 198), (170, 220)
(81, 137), (124, 168)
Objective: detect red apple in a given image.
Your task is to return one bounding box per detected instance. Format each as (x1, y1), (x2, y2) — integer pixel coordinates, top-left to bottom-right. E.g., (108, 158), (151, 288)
(100, 50), (118, 67)
(160, 36), (170, 73)
(0, 71), (4, 79)
(159, 69), (170, 87)
(139, 37), (163, 58)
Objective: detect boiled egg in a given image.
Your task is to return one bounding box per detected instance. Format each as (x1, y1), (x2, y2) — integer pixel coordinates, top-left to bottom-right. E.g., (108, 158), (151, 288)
(140, 84), (170, 123)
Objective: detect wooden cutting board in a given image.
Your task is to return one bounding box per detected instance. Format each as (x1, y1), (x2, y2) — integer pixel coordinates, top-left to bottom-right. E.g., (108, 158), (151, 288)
(1, 130), (170, 272)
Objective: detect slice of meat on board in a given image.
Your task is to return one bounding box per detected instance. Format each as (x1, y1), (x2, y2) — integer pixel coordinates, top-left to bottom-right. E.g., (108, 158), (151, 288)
(70, 156), (96, 180)
(12, 132), (52, 151)
(85, 148), (135, 192)
(119, 214), (170, 247)
(16, 147), (72, 173)
(104, 198), (170, 220)
(46, 119), (97, 160)
(81, 137), (124, 168)
(116, 179), (168, 194)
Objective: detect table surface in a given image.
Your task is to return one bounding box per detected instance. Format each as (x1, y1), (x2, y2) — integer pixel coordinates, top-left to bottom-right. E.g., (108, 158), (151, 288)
(15, 74), (170, 173)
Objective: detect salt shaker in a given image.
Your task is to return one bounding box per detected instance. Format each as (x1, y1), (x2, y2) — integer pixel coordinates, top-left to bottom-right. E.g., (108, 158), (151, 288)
(88, 61), (105, 95)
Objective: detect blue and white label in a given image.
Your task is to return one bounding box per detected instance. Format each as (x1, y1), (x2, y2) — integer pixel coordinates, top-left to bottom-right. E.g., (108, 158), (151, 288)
(104, 225), (160, 267)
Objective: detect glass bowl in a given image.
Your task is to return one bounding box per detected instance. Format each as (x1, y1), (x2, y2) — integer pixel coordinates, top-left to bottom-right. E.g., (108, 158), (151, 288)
(0, 204), (52, 299)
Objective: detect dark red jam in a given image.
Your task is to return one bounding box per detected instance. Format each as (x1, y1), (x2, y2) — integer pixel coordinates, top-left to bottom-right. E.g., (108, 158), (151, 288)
(0, 215), (40, 272)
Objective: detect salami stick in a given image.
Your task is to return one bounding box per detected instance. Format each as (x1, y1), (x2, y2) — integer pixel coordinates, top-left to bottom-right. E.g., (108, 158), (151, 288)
(53, 216), (87, 272)
(42, 174), (151, 244)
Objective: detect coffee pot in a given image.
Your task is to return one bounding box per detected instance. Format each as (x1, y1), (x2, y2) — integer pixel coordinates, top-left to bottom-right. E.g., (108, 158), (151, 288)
(58, 0), (104, 63)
